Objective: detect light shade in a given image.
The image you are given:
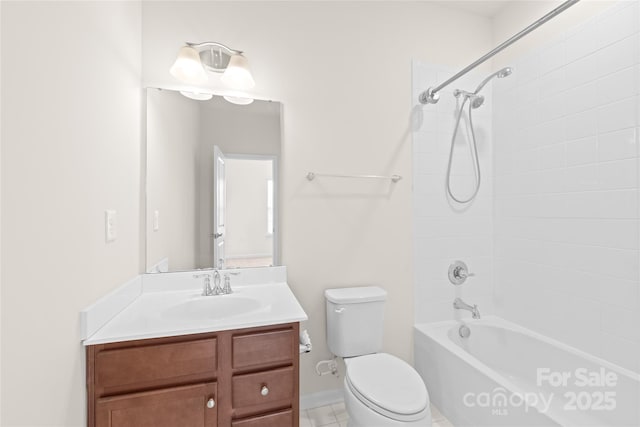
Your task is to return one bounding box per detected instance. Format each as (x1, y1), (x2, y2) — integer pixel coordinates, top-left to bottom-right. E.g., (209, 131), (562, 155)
(170, 46), (207, 84)
(180, 91), (213, 101)
(220, 54), (255, 90)
(223, 95), (254, 105)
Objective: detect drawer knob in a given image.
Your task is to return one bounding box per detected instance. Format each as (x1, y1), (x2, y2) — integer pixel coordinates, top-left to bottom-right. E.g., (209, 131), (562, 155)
(260, 385), (269, 396)
(207, 398), (215, 409)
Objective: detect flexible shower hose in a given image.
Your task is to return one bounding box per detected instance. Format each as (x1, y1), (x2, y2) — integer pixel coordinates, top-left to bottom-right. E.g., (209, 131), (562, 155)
(446, 95), (481, 204)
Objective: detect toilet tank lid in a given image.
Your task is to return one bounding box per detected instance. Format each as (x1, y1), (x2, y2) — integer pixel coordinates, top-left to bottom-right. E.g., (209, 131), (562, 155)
(325, 286), (387, 304)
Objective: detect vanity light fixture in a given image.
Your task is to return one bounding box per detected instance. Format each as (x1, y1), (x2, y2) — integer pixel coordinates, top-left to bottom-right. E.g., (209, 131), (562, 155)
(170, 42), (255, 90)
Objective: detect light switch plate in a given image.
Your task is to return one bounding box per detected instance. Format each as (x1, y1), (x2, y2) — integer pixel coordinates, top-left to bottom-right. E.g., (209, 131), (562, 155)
(105, 210), (117, 242)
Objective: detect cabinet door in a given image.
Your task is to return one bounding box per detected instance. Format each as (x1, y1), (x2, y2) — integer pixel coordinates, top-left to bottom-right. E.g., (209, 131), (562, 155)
(96, 383), (217, 427)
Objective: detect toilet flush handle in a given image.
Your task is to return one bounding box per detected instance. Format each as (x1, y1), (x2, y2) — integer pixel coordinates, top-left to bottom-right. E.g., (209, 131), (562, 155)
(334, 307), (346, 314)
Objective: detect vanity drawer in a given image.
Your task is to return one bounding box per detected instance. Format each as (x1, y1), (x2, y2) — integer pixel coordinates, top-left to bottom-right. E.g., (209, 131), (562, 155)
(95, 338), (217, 392)
(232, 328), (294, 370)
(232, 366), (294, 416)
(231, 409), (293, 427)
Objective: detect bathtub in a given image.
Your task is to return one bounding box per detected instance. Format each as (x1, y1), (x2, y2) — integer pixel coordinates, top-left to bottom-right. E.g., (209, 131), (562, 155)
(414, 316), (640, 427)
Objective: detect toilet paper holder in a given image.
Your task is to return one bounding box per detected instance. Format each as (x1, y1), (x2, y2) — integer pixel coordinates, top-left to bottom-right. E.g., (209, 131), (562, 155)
(299, 329), (312, 354)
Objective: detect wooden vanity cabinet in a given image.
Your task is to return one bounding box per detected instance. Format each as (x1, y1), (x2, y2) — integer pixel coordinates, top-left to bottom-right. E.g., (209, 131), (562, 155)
(87, 323), (300, 427)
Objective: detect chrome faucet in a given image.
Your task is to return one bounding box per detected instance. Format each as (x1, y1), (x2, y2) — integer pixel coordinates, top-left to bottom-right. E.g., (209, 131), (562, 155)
(211, 270), (223, 295)
(194, 270), (223, 296)
(453, 297), (480, 319)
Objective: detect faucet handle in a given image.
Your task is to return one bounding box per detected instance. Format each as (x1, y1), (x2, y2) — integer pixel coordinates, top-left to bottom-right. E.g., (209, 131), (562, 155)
(448, 260), (474, 285)
(222, 271), (241, 294)
(194, 273), (213, 296)
(222, 274), (233, 294)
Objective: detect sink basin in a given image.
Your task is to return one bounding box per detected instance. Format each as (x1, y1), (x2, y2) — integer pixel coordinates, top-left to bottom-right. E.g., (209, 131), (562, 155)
(162, 295), (264, 321)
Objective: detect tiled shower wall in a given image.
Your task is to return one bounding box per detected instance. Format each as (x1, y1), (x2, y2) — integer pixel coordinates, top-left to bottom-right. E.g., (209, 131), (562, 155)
(413, 1), (639, 373)
(412, 63), (495, 323)
(492, 1), (639, 372)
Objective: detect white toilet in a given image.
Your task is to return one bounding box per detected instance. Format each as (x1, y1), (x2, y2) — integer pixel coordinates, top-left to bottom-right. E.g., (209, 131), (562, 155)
(325, 286), (432, 427)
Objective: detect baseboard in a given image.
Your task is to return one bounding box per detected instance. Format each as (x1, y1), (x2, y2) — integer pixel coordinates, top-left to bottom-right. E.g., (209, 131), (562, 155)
(300, 388), (344, 410)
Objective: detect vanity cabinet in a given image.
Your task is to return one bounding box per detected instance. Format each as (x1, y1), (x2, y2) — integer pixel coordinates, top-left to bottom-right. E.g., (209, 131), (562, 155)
(87, 323), (299, 427)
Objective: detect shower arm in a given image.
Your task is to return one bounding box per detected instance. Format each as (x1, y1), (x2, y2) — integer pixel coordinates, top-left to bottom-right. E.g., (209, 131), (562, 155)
(419, 0), (579, 105)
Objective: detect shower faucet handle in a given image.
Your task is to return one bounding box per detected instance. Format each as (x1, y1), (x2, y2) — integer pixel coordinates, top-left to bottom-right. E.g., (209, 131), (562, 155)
(448, 261), (474, 285)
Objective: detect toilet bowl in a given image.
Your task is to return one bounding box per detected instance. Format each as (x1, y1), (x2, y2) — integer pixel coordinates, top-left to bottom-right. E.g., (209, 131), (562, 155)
(344, 353), (431, 427)
(324, 286), (432, 427)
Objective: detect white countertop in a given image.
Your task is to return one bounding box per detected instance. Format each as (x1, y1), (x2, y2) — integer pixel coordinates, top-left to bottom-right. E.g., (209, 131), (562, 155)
(82, 269), (308, 346)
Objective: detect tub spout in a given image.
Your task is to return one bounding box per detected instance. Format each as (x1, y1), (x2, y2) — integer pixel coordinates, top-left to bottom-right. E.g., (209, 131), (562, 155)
(453, 298), (480, 319)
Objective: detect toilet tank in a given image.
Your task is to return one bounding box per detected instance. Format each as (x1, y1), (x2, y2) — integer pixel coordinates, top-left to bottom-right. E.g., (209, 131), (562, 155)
(325, 286), (387, 357)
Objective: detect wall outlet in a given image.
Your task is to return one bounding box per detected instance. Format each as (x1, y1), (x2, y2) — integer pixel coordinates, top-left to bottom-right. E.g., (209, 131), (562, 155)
(153, 210), (160, 232)
(105, 210), (117, 242)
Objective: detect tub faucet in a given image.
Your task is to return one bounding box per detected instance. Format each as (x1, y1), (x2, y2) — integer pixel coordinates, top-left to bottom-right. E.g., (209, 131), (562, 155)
(453, 297), (480, 319)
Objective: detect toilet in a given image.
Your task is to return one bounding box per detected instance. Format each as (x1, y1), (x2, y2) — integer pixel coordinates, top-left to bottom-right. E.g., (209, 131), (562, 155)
(325, 286), (431, 427)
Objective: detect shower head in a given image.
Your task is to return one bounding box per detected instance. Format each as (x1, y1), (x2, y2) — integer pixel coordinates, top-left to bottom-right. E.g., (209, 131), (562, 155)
(497, 67), (513, 78)
(473, 66), (513, 95)
(454, 88), (486, 109)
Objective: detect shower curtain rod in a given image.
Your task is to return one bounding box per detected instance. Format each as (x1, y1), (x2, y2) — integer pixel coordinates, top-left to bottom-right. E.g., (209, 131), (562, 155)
(419, 0), (580, 105)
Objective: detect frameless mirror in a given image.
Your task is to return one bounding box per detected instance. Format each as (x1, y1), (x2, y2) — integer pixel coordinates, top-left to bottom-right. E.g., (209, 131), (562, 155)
(145, 88), (281, 273)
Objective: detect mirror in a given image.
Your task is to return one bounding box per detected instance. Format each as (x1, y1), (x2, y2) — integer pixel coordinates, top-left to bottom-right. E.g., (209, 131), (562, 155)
(145, 88), (281, 273)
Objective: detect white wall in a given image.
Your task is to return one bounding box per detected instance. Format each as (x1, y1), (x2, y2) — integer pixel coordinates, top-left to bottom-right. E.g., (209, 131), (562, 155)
(1, 2), (141, 425)
(146, 89), (200, 271)
(142, 1), (493, 396)
(492, 1), (640, 371)
(200, 98), (281, 157)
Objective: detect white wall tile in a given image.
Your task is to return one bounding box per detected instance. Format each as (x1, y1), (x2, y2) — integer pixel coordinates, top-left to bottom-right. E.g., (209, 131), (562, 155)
(538, 91), (566, 123)
(565, 53), (599, 89)
(537, 39), (566, 76)
(598, 159), (637, 190)
(597, 0), (639, 49)
(533, 118), (565, 147)
(597, 96), (638, 134)
(565, 19), (600, 64)
(565, 81), (598, 115)
(564, 164), (599, 192)
(601, 304), (640, 341)
(538, 67), (566, 99)
(597, 65), (639, 106)
(539, 144), (566, 170)
(565, 109), (597, 140)
(596, 34), (639, 78)
(598, 128), (638, 161)
(566, 136), (597, 166)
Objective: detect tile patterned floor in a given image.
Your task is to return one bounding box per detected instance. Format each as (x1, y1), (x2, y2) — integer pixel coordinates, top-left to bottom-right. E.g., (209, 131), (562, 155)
(300, 401), (455, 427)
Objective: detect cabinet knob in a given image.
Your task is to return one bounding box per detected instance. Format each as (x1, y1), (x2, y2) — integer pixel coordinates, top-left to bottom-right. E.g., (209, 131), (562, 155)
(260, 385), (269, 396)
(206, 398), (215, 409)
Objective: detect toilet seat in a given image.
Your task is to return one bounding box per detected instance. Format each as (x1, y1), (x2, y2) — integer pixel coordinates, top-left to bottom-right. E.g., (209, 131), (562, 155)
(345, 353), (429, 422)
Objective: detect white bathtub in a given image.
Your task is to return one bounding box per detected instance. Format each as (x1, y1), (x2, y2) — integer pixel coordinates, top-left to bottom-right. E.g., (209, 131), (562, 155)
(414, 316), (640, 427)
